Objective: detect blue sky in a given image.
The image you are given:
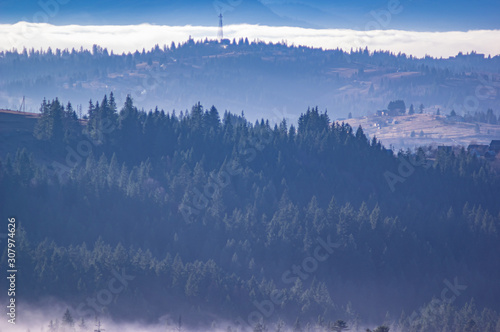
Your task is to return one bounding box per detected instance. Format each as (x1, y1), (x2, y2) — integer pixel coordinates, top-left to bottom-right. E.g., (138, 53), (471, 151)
(1, 0), (499, 31)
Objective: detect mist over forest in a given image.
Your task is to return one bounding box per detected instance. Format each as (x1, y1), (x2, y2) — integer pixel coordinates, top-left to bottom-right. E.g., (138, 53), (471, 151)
(1, 39), (499, 122)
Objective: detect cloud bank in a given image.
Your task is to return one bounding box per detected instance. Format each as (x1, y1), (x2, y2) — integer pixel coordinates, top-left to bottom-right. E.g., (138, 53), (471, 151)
(1, 22), (500, 58)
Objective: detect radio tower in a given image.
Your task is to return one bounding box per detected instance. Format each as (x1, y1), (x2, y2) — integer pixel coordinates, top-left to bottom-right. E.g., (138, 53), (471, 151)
(218, 13), (224, 41)
(19, 96), (25, 112)
(94, 320), (105, 332)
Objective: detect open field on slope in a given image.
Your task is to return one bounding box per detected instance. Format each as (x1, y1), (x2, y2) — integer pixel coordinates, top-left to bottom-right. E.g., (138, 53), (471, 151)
(344, 113), (500, 151)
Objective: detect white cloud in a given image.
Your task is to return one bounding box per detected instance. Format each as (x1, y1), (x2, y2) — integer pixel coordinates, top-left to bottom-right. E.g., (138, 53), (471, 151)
(1, 22), (499, 58)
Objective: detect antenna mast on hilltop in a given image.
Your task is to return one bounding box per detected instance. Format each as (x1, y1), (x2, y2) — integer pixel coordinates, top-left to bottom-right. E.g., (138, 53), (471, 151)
(94, 320), (105, 332)
(218, 13), (224, 41)
(19, 96), (25, 112)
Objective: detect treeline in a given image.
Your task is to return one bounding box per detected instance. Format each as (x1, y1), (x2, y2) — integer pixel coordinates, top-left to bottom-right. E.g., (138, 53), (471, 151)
(447, 108), (499, 125)
(1, 94), (500, 329)
(2, 39), (499, 118)
(32, 297), (500, 332)
(2, 40), (498, 81)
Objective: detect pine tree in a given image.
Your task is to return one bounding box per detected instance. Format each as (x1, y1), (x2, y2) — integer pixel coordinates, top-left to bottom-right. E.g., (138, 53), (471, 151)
(48, 320), (57, 332)
(62, 308), (74, 327)
(331, 320), (349, 332)
(34, 98), (51, 141)
(107, 153), (119, 186)
(51, 99), (65, 145)
(293, 318), (303, 332)
(78, 317), (87, 331)
(87, 94), (118, 144)
(253, 322), (267, 332)
(387, 100), (406, 115)
(34, 98), (74, 149)
(409, 104), (415, 115)
(14, 148), (34, 185)
(63, 102), (81, 144)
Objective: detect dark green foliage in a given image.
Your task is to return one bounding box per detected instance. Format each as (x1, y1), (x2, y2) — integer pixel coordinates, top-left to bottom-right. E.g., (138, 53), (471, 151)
(486, 108), (498, 124)
(449, 108), (500, 125)
(62, 309), (74, 327)
(1, 97), (500, 329)
(34, 98), (81, 149)
(12, 148), (35, 185)
(3, 41), (499, 123)
(409, 104), (415, 115)
(293, 318), (302, 332)
(387, 100), (406, 115)
(253, 322), (267, 332)
(331, 320), (349, 331)
(298, 107), (330, 134)
(373, 326), (389, 332)
(86, 92), (118, 145)
(396, 298), (500, 332)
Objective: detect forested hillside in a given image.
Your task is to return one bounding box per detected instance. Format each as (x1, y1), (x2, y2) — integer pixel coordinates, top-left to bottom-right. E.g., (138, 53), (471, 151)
(1, 95), (500, 331)
(2, 40), (499, 120)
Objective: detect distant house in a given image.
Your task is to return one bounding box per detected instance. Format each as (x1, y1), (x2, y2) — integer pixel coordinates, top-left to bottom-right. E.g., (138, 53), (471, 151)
(386, 109), (400, 116)
(467, 144), (489, 157)
(490, 140), (500, 153)
(375, 110), (387, 116)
